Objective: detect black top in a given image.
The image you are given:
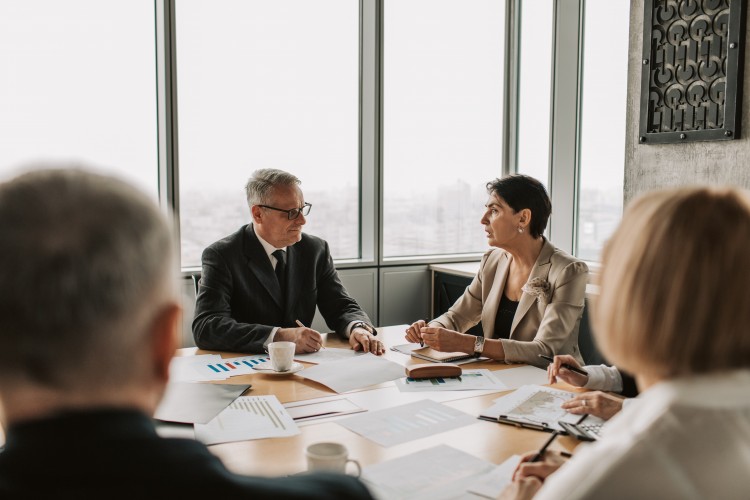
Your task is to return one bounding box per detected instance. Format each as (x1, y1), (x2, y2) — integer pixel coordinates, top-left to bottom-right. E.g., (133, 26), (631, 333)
(493, 294), (519, 340)
(0, 408), (373, 499)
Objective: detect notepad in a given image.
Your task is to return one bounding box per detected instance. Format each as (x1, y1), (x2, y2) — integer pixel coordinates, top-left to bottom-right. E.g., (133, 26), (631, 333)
(410, 346), (475, 363)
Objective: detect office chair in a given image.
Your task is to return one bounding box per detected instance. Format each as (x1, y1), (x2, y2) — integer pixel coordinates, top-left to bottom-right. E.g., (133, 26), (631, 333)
(191, 273), (201, 297)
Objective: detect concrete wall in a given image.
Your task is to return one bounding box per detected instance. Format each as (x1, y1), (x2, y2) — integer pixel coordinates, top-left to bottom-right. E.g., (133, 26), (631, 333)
(624, 0), (750, 202)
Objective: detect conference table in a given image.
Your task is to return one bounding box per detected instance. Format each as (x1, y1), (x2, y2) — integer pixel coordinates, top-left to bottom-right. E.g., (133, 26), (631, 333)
(179, 325), (585, 480)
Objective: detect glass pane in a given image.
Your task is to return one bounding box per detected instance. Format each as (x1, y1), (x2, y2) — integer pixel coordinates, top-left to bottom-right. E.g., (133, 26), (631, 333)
(576, 0), (630, 260)
(176, 0), (359, 268)
(383, 0), (506, 258)
(0, 1), (157, 195)
(515, 0), (554, 187)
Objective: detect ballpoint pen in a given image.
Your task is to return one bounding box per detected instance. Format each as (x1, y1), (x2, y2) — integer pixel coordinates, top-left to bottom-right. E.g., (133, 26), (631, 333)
(529, 430), (560, 462)
(538, 354), (588, 376)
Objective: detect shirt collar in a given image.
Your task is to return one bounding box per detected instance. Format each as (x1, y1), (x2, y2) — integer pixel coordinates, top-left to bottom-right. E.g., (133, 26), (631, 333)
(255, 231), (286, 261)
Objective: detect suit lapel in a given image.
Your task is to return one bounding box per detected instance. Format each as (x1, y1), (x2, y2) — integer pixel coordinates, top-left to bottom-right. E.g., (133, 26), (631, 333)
(243, 225), (284, 310)
(510, 239), (555, 336)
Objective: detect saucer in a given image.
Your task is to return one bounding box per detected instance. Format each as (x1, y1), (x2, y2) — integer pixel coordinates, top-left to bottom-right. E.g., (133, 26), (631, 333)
(254, 362), (304, 376)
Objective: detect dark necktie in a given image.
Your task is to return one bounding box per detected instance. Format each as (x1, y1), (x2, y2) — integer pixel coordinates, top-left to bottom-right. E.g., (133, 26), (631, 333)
(272, 249), (286, 292)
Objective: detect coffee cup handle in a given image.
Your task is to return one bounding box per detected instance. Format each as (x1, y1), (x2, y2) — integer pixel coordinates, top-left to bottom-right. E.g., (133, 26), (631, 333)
(346, 458), (361, 477)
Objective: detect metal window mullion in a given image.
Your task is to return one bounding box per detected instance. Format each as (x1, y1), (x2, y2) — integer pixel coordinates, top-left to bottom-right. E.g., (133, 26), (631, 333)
(155, 0), (181, 265)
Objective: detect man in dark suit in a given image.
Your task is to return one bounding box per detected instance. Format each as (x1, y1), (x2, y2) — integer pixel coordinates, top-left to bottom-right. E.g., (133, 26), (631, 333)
(193, 168), (383, 355)
(0, 168), (373, 499)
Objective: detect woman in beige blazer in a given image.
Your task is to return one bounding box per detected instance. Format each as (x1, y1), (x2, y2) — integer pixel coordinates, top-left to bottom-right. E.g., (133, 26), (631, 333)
(406, 175), (588, 367)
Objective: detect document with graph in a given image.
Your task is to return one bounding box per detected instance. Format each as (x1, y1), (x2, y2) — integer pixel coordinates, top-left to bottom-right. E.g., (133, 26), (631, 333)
(194, 395), (299, 445)
(479, 385), (582, 432)
(338, 399), (476, 447)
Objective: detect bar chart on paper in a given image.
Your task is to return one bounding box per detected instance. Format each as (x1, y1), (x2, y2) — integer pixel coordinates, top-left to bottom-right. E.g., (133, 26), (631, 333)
(338, 399), (476, 447)
(194, 395), (299, 445)
(203, 355), (271, 375)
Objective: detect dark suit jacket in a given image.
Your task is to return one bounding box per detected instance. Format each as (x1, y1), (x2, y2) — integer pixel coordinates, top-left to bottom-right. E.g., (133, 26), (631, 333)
(193, 225), (371, 353)
(0, 409), (373, 499)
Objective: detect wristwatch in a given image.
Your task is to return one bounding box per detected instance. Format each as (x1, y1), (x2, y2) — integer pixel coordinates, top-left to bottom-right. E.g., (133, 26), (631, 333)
(473, 335), (486, 357)
(351, 322), (375, 335)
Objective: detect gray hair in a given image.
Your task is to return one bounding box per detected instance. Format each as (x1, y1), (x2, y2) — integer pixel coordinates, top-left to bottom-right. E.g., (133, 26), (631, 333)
(0, 167), (176, 390)
(245, 168), (301, 207)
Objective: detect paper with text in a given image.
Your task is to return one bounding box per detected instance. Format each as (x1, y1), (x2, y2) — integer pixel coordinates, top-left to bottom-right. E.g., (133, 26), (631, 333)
(339, 399), (476, 447)
(395, 369), (508, 392)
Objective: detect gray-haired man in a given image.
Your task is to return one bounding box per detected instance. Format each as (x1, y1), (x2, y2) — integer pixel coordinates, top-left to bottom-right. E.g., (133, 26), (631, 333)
(193, 168), (383, 355)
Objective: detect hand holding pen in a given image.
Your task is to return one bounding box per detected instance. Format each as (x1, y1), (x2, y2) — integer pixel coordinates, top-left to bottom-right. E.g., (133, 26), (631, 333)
(540, 354), (589, 387)
(404, 319), (427, 347)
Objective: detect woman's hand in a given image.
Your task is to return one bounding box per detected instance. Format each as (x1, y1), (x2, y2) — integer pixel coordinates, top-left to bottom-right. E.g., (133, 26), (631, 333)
(405, 320), (427, 344)
(419, 326), (473, 353)
(498, 450), (569, 500)
(547, 354), (589, 387)
(561, 391), (624, 420)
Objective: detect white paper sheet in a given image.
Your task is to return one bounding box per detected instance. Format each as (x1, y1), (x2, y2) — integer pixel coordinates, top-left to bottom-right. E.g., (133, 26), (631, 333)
(482, 385), (580, 432)
(283, 398), (366, 421)
(154, 381), (249, 424)
(490, 365), (549, 390)
(294, 347), (363, 364)
(395, 369), (508, 392)
(169, 354), (227, 382)
(338, 399), (477, 447)
(194, 395), (299, 445)
(467, 455), (521, 499)
(298, 352), (405, 393)
(361, 444), (495, 500)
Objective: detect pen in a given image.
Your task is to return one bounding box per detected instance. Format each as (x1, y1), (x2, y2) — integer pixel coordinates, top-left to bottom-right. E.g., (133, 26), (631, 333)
(529, 430), (560, 462)
(538, 354), (588, 376)
(296, 319), (325, 349)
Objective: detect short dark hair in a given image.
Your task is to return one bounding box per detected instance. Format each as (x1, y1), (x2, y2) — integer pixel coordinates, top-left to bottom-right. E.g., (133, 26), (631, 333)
(486, 174), (551, 238)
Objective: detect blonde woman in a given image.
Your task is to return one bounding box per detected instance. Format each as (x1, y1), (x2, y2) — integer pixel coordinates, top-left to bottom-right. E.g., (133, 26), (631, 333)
(406, 175), (588, 366)
(501, 187), (750, 499)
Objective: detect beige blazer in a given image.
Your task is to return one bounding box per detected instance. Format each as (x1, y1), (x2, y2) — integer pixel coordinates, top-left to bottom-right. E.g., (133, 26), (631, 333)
(431, 239), (588, 367)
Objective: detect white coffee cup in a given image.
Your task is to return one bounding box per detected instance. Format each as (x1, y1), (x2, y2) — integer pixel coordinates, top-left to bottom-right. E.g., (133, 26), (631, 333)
(268, 341), (295, 372)
(305, 442), (361, 477)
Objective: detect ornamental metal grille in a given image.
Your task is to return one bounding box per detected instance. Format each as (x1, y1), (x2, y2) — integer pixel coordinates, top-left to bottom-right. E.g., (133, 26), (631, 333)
(639, 0), (745, 144)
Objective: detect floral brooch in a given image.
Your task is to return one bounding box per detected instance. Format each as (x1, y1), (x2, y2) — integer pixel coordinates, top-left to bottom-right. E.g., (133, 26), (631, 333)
(522, 277), (551, 305)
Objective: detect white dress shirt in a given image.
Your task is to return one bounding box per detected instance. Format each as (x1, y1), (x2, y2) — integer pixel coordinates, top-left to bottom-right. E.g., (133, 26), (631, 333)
(582, 364), (623, 392)
(535, 369), (750, 500)
(255, 232), (364, 347)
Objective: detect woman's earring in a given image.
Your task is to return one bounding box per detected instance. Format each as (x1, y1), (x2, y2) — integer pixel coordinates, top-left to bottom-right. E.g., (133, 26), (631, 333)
(518, 226), (524, 233)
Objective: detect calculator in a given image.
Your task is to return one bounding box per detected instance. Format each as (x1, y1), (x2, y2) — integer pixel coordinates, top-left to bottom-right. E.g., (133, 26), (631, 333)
(558, 420), (604, 441)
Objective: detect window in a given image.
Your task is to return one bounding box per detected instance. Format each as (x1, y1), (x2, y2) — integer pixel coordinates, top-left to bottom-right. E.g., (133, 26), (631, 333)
(383, 0), (506, 258)
(515, 0), (554, 188)
(0, 1), (158, 195)
(176, 0), (360, 267)
(576, 0), (630, 260)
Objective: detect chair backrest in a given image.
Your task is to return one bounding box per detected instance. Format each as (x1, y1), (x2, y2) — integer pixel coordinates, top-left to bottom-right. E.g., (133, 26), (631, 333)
(578, 299), (608, 366)
(191, 273), (201, 297)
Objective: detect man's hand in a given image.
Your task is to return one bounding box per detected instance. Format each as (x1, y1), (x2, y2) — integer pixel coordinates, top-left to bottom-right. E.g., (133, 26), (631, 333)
(547, 354), (589, 387)
(276, 327), (323, 353)
(497, 476), (543, 500)
(561, 391), (624, 420)
(349, 328), (385, 355)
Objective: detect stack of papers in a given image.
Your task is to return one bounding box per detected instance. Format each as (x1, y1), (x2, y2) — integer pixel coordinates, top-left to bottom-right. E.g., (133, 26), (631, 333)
(194, 395), (299, 445)
(294, 347), (364, 364)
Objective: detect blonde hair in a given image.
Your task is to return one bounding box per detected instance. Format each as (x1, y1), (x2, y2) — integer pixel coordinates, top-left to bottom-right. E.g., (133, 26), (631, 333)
(593, 186), (750, 380)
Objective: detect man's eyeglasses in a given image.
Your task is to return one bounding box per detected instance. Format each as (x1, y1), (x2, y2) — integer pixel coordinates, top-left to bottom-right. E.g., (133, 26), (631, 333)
(258, 202), (312, 220)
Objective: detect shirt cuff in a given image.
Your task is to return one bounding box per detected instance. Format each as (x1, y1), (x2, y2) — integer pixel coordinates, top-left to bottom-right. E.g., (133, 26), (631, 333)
(263, 327), (280, 349)
(583, 364), (623, 392)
